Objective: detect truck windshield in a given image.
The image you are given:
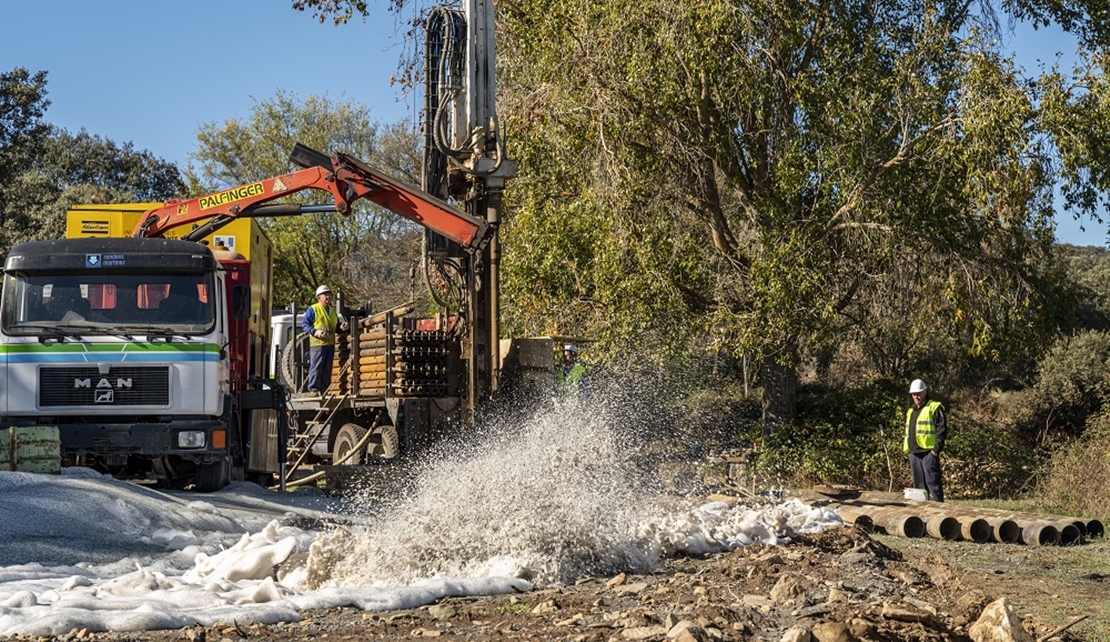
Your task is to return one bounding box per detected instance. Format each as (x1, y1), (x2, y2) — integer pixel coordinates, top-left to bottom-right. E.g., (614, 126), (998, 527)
(1, 272), (216, 337)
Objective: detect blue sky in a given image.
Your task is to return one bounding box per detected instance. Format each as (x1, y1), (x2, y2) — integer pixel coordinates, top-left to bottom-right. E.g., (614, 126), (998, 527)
(0, 1), (417, 163)
(0, 0), (1105, 247)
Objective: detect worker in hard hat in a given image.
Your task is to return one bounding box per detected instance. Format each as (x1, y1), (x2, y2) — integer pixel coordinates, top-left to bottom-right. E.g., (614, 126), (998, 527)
(556, 342), (588, 399)
(301, 285), (347, 396)
(904, 378), (947, 501)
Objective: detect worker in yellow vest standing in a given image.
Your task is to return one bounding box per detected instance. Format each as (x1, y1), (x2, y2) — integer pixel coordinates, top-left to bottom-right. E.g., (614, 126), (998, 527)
(302, 285), (346, 396)
(556, 343), (588, 399)
(904, 378), (947, 501)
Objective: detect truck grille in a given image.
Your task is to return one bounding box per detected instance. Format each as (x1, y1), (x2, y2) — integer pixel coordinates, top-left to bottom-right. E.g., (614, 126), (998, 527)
(40, 366), (171, 407)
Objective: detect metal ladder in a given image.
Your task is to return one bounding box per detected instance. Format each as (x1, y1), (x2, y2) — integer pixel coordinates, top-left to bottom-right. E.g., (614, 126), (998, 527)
(282, 357), (353, 482)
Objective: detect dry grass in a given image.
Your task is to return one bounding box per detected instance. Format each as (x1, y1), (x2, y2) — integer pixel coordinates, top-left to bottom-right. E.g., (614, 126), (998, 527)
(1035, 423), (1110, 522)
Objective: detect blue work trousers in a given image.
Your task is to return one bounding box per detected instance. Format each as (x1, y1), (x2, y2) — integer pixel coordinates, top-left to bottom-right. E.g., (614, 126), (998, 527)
(909, 451), (944, 502)
(307, 345), (335, 393)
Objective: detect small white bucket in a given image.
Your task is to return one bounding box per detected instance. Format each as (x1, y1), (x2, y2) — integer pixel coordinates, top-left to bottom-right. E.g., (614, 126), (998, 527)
(904, 488), (928, 502)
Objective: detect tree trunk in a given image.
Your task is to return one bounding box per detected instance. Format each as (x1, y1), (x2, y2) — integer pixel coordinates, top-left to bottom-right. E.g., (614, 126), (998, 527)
(761, 357), (797, 435)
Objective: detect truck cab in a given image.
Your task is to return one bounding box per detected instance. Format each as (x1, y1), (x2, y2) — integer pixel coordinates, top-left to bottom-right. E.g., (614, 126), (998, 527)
(0, 237), (243, 489)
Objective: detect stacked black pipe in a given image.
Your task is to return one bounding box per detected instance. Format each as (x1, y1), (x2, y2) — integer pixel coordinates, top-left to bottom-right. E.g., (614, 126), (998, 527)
(391, 330), (449, 397)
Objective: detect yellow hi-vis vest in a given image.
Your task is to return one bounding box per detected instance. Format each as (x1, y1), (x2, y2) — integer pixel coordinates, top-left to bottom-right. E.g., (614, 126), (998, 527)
(556, 363), (586, 397)
(308, 302), (338, 347)
(904, 399), (943, 453)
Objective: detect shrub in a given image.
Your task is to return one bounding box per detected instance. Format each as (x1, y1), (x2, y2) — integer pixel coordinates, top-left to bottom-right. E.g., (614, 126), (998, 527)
(942, 412), (1034, 499)
(754, 381), (905, 490)
(745, 381), (1038, 498)
(1031, 329), (1110, 437)
(1035, 413), (1110, 520)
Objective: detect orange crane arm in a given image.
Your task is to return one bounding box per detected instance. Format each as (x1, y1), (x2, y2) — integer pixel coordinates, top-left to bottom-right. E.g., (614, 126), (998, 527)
(132, 144), (489, 249)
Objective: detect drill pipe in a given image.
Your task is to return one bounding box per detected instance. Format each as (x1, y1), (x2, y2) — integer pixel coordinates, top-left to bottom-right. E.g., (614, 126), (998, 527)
(1046, 521), (1082, 546)
(982, 517), (1021, 544)
(357, 302), (416, 328)
(834, 501), (1065, 544)
(834, 505), (924, 538)
(1021, 521), (1060, 547)
(843, 500), (1093, 545)
(896, 503), (1004, 543)
(936, 506), (1085, 545)
(950, 505), (1092, 541)
(925, 514), (961, 541)
(832, 506), (875, 533)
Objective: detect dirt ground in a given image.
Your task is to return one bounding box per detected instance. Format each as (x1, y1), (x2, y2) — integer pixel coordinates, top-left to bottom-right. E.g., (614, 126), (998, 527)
(15, 493), (1108, 642)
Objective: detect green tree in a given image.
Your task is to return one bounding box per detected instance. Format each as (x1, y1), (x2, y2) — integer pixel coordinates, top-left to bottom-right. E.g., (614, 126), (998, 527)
(1007, 0), (1110, 49)
(495, 0), (1065, 429)
(0, 68), (184, 250)
(1037, 53), (1110, 240)
(0, 67), (49, 172)
(40, 129), (184, 202)
(1059, 244), (1110, 331)
(0, 68), (51, 247)
(187, 90), (425, 310)
(289, 1), (1091, 418)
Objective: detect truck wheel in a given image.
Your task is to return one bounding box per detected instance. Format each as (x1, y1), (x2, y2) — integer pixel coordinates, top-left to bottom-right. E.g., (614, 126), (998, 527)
(369, 425), (400, 459)
(333, 423), (367, 466)
(195, 456), (231, 492)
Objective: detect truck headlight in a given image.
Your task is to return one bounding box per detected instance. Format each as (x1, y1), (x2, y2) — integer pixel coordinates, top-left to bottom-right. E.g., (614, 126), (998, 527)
(177, 431), (206, 448)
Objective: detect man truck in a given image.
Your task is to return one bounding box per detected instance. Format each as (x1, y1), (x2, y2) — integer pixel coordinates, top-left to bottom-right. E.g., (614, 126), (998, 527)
(0, 0), (529, 490)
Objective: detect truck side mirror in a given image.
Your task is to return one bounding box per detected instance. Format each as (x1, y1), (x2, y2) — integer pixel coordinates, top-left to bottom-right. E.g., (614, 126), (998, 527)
(231, 285), (251, 320)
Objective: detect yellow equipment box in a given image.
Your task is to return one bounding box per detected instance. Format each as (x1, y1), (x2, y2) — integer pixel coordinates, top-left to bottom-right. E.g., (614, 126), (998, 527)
(66, 203), (269, 262)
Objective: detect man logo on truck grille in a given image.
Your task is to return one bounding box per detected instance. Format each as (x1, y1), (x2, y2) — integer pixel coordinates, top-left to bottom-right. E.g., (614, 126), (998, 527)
(76, 377), (133, 403)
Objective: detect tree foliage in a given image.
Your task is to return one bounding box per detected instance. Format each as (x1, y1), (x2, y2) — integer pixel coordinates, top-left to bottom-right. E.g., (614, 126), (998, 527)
(187, 91), (425, 310)
(1006, 0), (1110, 49)
(291, 0), (1110, 506)
(494, 0), (1069, 427)
(1059, 244), (1110, 330)
(0, 68), (50, 183)
(1037, 54), (1110, 237)
(0, 68), (51, 248)
(291, 0), (370, 25)
(40, 129), (184, 202)
(0, 67), (184, 252)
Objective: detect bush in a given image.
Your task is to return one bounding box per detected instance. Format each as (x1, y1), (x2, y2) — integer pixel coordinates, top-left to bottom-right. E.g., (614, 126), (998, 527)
(754, 381), (905, 490)
(1029, 330), (1110, 439)
(1035, 413), (1110, 520)
(742, 381), (1038, 498)
(942, 412), (1034, 499)
(678, 383), (760, 453)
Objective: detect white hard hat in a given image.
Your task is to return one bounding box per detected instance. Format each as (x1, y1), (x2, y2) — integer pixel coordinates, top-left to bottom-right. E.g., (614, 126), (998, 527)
(315, 285), (332, 296)
(909, 379), (927, 393)
(563, 343), (578, 353)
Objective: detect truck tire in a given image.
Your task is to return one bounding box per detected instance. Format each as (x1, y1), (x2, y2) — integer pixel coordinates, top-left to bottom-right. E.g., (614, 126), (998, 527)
(280, 331), (311, 393)
(333, 423), (367, 466)
(370, 424), (400, 459)
(195, 456), (231, 492)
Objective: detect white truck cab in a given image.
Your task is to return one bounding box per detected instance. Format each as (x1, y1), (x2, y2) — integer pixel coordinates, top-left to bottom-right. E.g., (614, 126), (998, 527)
(0, 237), (243, 490)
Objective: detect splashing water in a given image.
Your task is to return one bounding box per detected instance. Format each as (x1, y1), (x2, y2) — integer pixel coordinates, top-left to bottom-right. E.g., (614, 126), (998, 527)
(304, 400), (663, 588)
(0, 392), (844, 636)
(298, 398), (843, 591)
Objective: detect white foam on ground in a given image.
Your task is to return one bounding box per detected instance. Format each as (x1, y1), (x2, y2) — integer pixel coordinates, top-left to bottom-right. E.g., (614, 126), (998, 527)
(0, 401), (842, 636)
